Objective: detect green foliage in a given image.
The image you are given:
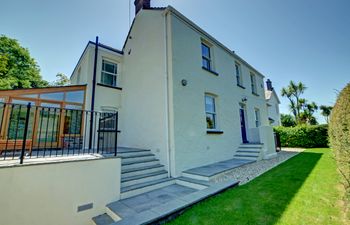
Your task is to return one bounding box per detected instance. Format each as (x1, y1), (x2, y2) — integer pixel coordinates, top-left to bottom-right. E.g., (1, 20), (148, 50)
(329, 82), (350, 200)
(280, 113), (296, 127)
(0, 35), (48, 89)
(320, 105), (333, 124)
(274, 125), (328, 148)
(50, 73), (70, 86)
(281, 81), (307, 123)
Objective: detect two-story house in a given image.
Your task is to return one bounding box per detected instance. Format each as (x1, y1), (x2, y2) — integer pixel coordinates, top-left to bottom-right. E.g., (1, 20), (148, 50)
(70, 0), (277, 180)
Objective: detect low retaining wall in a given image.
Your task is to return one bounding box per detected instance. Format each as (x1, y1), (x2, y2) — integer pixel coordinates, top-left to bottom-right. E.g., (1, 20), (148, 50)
(0, 157), (121, 225)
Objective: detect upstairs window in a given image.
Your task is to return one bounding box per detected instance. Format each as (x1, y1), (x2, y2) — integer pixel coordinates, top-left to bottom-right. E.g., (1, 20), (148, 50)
(254, 108), (261, 127)
(250, 73), (258, 95)
(101, 60), (118, 87)
(201, 43), (212, 70)
(235, 63), (243, 86)
(205, 95), (217, 129)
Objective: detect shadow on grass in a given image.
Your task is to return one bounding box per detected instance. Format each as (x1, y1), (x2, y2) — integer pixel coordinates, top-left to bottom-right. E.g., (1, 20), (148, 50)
(167, 151), (323, 225)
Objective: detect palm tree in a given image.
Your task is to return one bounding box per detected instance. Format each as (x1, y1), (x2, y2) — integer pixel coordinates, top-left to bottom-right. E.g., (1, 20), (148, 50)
(281, 81), (307, 124)
(320, 105), (333, 123)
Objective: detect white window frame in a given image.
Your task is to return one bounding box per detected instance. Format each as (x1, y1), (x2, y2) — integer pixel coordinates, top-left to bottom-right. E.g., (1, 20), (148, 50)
(205, 94), (217, 130)
(250, 72), (257, 94)
(101, 59), (118, 87)
(201, 42), (212, 71)
(235, 62), (242, 86)
(254, 108), (261, 127)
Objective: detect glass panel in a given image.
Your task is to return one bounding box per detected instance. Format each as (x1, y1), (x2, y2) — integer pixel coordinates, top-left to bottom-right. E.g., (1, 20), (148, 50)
(0, 98), (5, 103)
(40, 92), (64, 101)
(201, 43), (210, 58)
(64, 110), (82, 134)
(41, 102), (61, 108)
(206, 113), (216, 129)
(0, 103), (5, 130)
(205, 96), (215, 113)
(37, 108), (60, 143)
(202, 58), (210, 70)
(101, 72), (117, 87)
(65, 90), (84, 103)
(11, 99), (36, 106)
(103, 60), (117, 74)
(20, 94), (39, 98)
(65, 104), (82, 110)
(7, 105), (35, 140)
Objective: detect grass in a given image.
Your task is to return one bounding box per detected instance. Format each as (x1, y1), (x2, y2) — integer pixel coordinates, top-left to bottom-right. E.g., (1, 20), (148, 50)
(168, 148), (348, 225)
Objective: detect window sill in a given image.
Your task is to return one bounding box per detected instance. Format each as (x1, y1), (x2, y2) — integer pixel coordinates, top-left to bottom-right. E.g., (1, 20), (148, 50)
(207, 130), (224, 134)
(252, 92), (259, 96)
(97, 83), (122, 90)
(202, 66), (219, 76)
(237, 84), (245, 89)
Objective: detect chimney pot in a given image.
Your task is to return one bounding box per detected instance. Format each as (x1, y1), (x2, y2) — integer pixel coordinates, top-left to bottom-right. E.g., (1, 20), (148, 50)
(266, 79), (273, 91)
(134, 0), (151, 15)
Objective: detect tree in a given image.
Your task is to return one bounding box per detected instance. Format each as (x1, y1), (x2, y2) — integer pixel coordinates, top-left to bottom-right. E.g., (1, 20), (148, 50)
(280, 113), (296, 127)
(0, 35), (48, 89)
(281, 81), (307, 124)
(51, 73), (70, 86)
(320, 105), (333, 124)
(299, 100), (318, 125)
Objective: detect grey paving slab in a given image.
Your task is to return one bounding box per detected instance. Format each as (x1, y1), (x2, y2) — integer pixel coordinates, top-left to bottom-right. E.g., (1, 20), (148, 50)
(183, 158), (255, 177)
(107, 201), (136, 218)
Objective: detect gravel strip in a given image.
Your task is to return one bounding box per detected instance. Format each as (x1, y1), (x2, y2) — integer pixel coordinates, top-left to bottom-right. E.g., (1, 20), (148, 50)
(212, 148), (305, 185)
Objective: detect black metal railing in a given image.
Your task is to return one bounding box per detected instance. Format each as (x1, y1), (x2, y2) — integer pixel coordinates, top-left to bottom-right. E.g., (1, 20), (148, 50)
(274, 132), (282, 152)
(0, 102), (118, 164)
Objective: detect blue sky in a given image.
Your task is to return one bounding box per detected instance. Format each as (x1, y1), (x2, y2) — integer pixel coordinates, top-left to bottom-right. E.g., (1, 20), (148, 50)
(1, 0), (349, 123)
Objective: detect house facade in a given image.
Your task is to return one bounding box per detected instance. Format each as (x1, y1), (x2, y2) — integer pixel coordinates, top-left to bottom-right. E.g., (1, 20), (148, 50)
(265, 79), (281, 126)
(70, 1), (278, 177)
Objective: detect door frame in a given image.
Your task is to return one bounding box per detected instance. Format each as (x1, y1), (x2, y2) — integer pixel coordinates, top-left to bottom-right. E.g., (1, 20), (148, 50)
(239, 104), (249, 143)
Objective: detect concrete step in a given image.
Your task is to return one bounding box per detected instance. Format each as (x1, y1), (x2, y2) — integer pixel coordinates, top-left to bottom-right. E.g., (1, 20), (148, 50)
(118, 150), (152, 158)
(121, 164), (165, 179)
(92, 213), (114, 225)
(176, 176), (210, 190)
(121, 159), (160, 170)
(121, 154), (156, 164)
(233, 155), (258, 161)
(237, 149), (261, 153)
(239, 143), (263, 149)
(121, 170), (168, 188)
(120, 178), (175, 199)
(236, 151), (260, 157)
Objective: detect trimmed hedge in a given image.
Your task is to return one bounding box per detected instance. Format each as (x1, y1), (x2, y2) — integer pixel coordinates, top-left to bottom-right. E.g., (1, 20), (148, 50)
(329, 83), (350, 200)
(274, 125), (328, 148)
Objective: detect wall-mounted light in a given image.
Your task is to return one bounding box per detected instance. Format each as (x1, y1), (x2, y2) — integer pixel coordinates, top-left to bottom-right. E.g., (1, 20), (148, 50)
(181, 79), (188, 86)
(242, 97), (248, 102)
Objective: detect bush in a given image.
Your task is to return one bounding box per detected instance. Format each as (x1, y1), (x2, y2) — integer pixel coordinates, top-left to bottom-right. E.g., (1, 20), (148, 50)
(329, 83), (350, 199)
(274, 125), (328, 148)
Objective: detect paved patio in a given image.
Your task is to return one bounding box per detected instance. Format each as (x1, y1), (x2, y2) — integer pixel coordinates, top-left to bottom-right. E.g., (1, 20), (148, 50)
(183, 158), (256, 178)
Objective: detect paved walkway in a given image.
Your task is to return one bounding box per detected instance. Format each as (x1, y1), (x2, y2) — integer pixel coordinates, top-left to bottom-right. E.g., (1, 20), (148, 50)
(183, 158), (255, 178)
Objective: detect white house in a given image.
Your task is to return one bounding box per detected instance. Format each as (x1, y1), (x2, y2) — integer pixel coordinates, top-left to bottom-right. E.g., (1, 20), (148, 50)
(70, 0), (278, 181)
(265, 79), (281, 126)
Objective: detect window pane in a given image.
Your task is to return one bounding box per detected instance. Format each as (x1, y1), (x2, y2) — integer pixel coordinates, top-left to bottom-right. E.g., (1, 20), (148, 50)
(201, 43), (210, 58)
(205, 96), (215, 113)
(235, 64), (240, 75)
(20, 94), (39, 98)
(11, 99), (36, 106)
(65, 104), (82, 110)
(206, 113), (216, 129)
(64, 109), (82, 134)
(101, 72), (117, 87)
(103, 60), (117, 74)
(66, 90), (84, 103)
(7, 105), (35, 140)
(202, 58), (210, 70)
(40, 92), (64, 101)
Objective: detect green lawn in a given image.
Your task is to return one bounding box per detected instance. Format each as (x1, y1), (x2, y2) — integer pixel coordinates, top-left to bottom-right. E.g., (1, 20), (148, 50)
(168, 148), (348, 225)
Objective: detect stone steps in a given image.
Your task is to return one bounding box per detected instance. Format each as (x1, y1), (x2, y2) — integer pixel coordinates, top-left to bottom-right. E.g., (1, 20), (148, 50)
(233, 143), (263, 161)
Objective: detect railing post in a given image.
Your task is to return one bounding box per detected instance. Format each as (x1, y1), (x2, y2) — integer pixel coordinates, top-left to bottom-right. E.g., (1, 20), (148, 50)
(114, 112), (118, 156)
(19, 103), (31, 164)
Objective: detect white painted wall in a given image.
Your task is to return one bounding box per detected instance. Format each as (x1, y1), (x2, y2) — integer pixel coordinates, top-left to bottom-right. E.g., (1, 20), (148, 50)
(119, 9), (169, 167)
(266, 91), (281, 126)
(0, 158), (121, 225)
(169, 12), (273, 176)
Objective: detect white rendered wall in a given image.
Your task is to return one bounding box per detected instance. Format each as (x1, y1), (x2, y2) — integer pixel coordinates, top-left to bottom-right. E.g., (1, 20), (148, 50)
(170, 13), (273, 176)
(0, 158), (121, 225)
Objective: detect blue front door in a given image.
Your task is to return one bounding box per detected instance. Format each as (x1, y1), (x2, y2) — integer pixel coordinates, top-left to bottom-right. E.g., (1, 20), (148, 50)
(239, 108), (248, 143)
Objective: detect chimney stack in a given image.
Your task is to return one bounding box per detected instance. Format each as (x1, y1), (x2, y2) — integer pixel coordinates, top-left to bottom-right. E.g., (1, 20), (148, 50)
(134, 0), (151, 15)
(266, 79), (273, 91)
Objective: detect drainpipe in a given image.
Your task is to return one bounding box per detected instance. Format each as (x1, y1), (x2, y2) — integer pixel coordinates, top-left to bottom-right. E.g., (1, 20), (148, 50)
(164, 10), (172, 178)
(89, 36), (98, 149)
